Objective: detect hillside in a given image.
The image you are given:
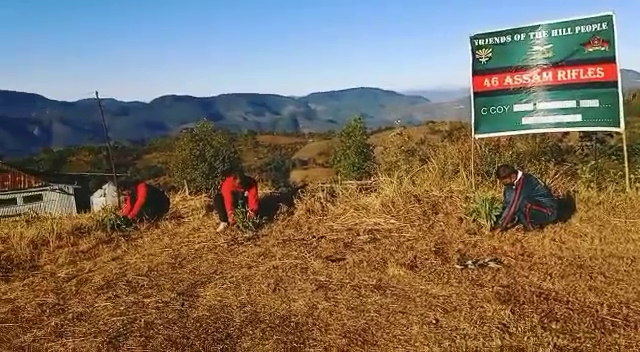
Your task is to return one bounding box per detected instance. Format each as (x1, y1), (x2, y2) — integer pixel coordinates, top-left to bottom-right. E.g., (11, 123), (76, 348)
(0, 87), (440, 157)
(401, 87), (469, 102)
(1, 124), (640, 350)
(622, 68), (640, 90)
(2, 68), (639, 158)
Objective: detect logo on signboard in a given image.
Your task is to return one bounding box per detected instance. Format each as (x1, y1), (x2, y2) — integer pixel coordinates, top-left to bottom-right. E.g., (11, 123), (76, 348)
(581, 35), (610, 52)
(475, 47), (493, 64)
(530, 44), (553, 59)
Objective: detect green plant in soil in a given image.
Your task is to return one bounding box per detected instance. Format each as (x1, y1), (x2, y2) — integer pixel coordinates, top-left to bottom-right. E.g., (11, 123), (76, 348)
(466, 193), (503, 231)
(233, 198), (262, 234)
(100, 212), (134, 232)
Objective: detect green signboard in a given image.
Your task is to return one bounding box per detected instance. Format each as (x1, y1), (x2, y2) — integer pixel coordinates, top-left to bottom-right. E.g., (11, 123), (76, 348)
(469, 13), (625, 138)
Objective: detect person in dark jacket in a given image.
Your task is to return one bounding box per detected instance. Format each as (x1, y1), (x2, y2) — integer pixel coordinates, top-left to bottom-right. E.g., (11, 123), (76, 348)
(212, 171), (259, 232)
(120, 178), (171, 222)
(493, 164), (558, 232)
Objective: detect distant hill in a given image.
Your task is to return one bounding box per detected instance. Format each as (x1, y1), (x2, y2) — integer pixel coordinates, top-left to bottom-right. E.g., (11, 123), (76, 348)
(401, 88), (469, 103)
(1, 68), (639, 157)
(299, 88), (436, 128)
(0, 87), (466, 157)
(622, 69), (640, 91)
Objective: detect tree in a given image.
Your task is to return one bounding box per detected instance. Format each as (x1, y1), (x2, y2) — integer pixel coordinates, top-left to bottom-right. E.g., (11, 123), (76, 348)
(169, 120), (242, 194)
(37, 147), (68, 172)
(625, 90), (640, 117)
(256, 148), (293, 190)
(330, 114), (375, 180)
(129, 164), (166, 181)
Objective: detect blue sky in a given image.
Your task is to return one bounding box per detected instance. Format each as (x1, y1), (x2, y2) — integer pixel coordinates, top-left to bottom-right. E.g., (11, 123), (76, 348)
(1, 0), (638, 101)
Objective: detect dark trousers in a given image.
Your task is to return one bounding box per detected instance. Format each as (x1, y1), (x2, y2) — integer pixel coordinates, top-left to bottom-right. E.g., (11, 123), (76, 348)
(133, 198), (170, 222)
(131, 204), (169, 222)
(212, 192), (247, 222)
(517, 200), (556, 230)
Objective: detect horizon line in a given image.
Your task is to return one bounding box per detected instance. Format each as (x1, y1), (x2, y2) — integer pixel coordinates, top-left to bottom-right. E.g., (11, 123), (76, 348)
(0, 85), (468, 103)
(2, 66), (638, 103)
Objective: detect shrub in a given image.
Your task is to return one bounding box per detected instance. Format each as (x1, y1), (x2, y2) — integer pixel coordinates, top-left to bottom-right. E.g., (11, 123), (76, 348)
(625, 90), (640, 117)
(330, 115), (375, 180)
(233, 208), (262, 234)
(169, 120), (242, 194)
(466, 193), (503, 231)
(129, 164), (166, 181)
(255, 148), (293, 190)
(98, 211), (134, 232)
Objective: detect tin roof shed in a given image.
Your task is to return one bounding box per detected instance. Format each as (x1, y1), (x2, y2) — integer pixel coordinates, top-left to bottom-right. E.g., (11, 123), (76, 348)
(0, 162), (89, 217)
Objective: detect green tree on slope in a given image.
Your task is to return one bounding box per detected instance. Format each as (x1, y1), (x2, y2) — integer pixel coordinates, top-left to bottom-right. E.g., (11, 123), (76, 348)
(169, 120), (242, 194)
(330, 114), (375, 180)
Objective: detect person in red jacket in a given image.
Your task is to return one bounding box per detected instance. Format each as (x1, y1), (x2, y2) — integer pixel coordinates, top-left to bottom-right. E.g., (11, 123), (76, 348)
(213, 170), (259, 232)
(120, 178), (171, 222)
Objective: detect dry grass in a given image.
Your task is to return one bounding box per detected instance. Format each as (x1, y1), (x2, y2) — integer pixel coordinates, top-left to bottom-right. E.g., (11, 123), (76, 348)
(290, 127), (437, 162)
(138, 151), (173, 166)
(2, 127), (640, 351)
(293, 140), (335, 161)
(290, 167), (336, 184)
(256, 135), (310, 145)
(368, 124), (444, 145)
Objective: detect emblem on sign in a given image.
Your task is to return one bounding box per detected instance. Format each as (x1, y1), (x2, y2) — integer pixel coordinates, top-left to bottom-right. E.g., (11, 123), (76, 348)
(475, 47), (493, 64)
(581, 35), (610, 52)
(530, 44), (553, 59)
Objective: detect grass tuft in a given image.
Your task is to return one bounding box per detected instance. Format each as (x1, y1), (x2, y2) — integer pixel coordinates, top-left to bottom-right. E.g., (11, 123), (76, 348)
(466, 192), (503, 231)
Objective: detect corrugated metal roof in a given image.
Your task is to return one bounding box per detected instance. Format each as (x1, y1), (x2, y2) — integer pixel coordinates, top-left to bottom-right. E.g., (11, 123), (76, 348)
(0, 163), (45, 192)
(0, 184), (78, 218)
(0, 162), (106, 192)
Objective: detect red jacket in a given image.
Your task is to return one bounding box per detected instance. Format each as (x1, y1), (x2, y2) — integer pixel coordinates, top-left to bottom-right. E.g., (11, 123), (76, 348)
(220, 176), (258, 220)
(121, 182), (169, 219)
(121, 182), (149, 219)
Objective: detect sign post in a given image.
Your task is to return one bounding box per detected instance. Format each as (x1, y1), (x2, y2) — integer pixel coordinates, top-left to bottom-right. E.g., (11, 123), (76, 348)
(469, 12), (629, 190)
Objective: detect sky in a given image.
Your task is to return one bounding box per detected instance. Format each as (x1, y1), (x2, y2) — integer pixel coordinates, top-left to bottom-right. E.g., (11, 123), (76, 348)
(1, 0), (639, 102)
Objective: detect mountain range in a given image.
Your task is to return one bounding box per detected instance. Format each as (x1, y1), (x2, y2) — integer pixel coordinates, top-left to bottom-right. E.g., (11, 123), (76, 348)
(401, 88), (470, 102)
(1, 69), (639, 157)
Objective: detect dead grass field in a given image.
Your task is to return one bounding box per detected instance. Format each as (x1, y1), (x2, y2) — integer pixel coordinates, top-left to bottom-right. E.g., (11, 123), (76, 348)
(367, 123), (456, 146)
(290, 123), (457, 163)
(256, 135), (310, 145)
(289, 167), (336, 184)
(1, 127), (640, 351)
(138, 151), (173, 167)
(293, 140), (335, 161)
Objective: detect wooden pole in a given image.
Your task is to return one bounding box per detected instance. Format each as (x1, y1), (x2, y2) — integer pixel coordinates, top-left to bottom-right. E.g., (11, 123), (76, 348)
(95, 91), (121, 207)
(622, 130), (631, 192)
(612, 12), (630, 192)
(471, 136), (476, 190)
(592, 133), (599, 184)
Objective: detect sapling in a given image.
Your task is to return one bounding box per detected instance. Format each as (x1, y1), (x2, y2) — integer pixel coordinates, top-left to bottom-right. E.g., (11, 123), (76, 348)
(466, 193), (502, 231)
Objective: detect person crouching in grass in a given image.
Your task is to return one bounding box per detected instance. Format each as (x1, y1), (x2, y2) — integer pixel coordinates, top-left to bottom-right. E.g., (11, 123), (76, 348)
(119, 178), (171, 222)
(211, 170), (259, 232)
(492, 164), (558, 233)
